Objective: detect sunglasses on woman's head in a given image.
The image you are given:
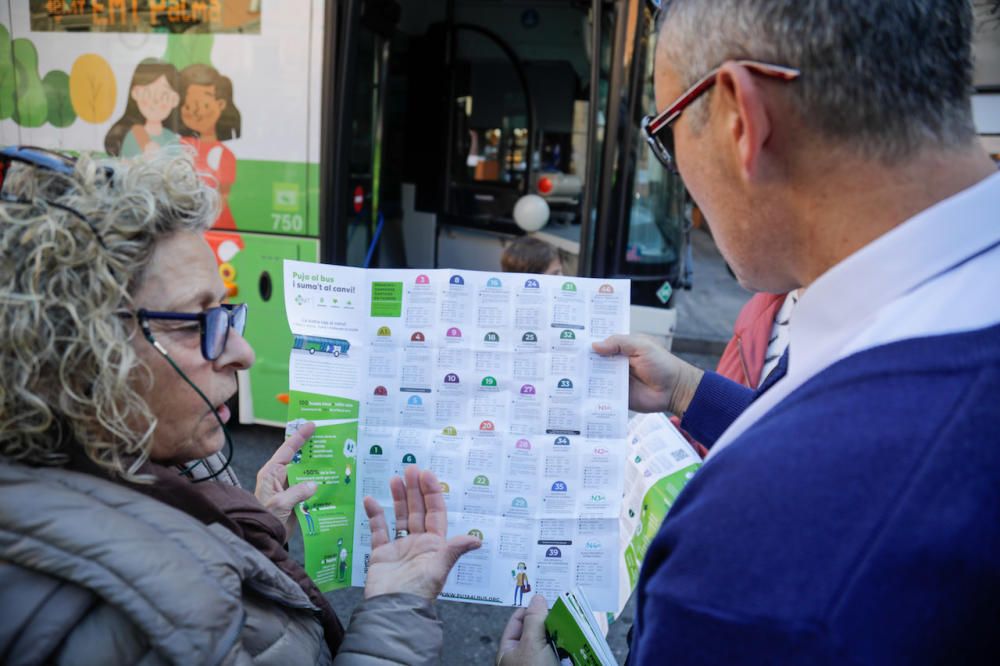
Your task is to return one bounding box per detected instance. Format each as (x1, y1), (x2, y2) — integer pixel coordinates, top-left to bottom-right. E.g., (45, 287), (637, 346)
(137, 303), (248, 361)
(0, 145), (112, 248)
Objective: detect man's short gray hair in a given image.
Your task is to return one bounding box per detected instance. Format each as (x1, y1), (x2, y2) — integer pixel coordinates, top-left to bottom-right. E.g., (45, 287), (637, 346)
(657, 0), (978, 162)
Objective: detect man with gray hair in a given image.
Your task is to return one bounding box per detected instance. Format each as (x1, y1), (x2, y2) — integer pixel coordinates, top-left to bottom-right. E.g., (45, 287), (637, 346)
(496, 1), (1000, 663)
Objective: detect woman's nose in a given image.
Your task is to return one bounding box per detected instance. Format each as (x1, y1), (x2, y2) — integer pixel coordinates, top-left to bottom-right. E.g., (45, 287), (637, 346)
(216, 328), (255, 372)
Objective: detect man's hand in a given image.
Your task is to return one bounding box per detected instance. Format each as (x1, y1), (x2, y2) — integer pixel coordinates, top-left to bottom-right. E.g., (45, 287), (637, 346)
(255, 421), (318, 542)
(497, 594), (558, 666)
(593, 334), (704, 416)
(363, 465), (481, 600)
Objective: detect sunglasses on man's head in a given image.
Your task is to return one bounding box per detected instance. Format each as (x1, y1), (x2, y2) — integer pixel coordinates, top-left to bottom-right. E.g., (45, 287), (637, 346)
(642, 60), (801, 174)
(137, 303), (248, 362)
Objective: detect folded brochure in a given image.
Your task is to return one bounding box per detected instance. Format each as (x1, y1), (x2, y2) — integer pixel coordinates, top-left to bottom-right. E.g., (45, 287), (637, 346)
(614, 412), (701, 618)
(545, 588), (617, 665)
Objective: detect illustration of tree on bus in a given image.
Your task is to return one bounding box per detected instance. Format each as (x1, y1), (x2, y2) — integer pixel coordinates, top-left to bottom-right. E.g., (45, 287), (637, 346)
(104, 59), (182, 158)
(178, 63), (241, 230)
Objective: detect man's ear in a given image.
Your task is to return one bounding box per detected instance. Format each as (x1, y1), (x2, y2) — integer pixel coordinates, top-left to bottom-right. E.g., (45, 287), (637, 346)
(715, 62), (772, 180)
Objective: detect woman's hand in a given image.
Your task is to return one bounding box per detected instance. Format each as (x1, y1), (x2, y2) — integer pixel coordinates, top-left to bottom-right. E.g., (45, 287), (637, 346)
(593, 334), (704, 416)
(255, 421), (318, 541)
(497, 594), (558, 666)
(363, 465), (481, 600)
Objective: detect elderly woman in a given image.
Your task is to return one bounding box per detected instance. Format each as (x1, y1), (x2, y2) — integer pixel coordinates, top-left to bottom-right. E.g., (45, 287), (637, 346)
(0, 147), (479, 664)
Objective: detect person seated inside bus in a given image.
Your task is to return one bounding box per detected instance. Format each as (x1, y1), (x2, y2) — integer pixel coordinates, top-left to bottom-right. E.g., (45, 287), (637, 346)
(501, 235), (563, 275)
(0, 147), (480, 665)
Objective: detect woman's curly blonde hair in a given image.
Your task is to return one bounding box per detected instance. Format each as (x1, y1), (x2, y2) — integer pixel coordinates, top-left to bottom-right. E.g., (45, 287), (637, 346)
(0, 148), (219, 479)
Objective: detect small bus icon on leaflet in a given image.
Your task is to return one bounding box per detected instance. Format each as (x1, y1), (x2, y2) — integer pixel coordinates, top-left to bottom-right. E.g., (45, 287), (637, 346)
(294, 336), (351, 357)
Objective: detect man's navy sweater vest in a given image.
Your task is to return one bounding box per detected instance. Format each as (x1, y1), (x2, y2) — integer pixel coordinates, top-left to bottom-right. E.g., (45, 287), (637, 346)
(630, 323), (1000, 664)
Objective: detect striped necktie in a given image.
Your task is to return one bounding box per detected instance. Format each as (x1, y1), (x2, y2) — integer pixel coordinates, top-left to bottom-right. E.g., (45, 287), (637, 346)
(755, 346), (789, 398)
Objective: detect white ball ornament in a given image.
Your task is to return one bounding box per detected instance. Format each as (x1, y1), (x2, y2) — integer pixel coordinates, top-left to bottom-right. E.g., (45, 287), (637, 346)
(512, 194), (550, 232)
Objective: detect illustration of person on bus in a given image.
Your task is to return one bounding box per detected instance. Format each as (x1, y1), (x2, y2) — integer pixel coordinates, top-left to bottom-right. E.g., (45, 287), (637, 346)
(512, 561), (530, 606)
(178, 63), (241, 229)
(104, 59), (182, 158)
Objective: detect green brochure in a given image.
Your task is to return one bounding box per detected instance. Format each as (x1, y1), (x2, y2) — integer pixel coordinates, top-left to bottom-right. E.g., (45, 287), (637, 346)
(285, 389), (359, 591)
(545, 589), (617, 665)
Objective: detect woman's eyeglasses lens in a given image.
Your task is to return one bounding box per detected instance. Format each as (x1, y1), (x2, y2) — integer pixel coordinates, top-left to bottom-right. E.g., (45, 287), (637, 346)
(203, 304), (247, 361)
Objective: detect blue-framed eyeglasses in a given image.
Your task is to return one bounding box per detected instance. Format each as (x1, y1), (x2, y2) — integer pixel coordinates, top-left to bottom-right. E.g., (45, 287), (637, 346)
(137, 303), (248, 362)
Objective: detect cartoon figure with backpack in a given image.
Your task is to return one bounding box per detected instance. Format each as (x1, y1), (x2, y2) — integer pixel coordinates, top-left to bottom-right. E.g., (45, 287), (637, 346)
(512, 561), (530, 606)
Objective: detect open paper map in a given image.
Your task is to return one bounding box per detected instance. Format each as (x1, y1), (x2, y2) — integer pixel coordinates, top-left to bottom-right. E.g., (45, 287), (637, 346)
(283, 261), (631, 611)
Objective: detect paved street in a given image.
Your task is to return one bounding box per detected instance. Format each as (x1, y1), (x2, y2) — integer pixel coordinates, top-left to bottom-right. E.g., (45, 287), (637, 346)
(674, 226), (752, 349)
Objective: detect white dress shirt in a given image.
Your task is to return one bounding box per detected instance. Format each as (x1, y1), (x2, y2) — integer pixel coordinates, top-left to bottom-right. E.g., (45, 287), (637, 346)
(707, 170), (1000, 460)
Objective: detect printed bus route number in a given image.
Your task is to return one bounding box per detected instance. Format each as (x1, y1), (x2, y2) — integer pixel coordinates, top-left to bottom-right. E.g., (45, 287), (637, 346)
(272, 213), (304, 232)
